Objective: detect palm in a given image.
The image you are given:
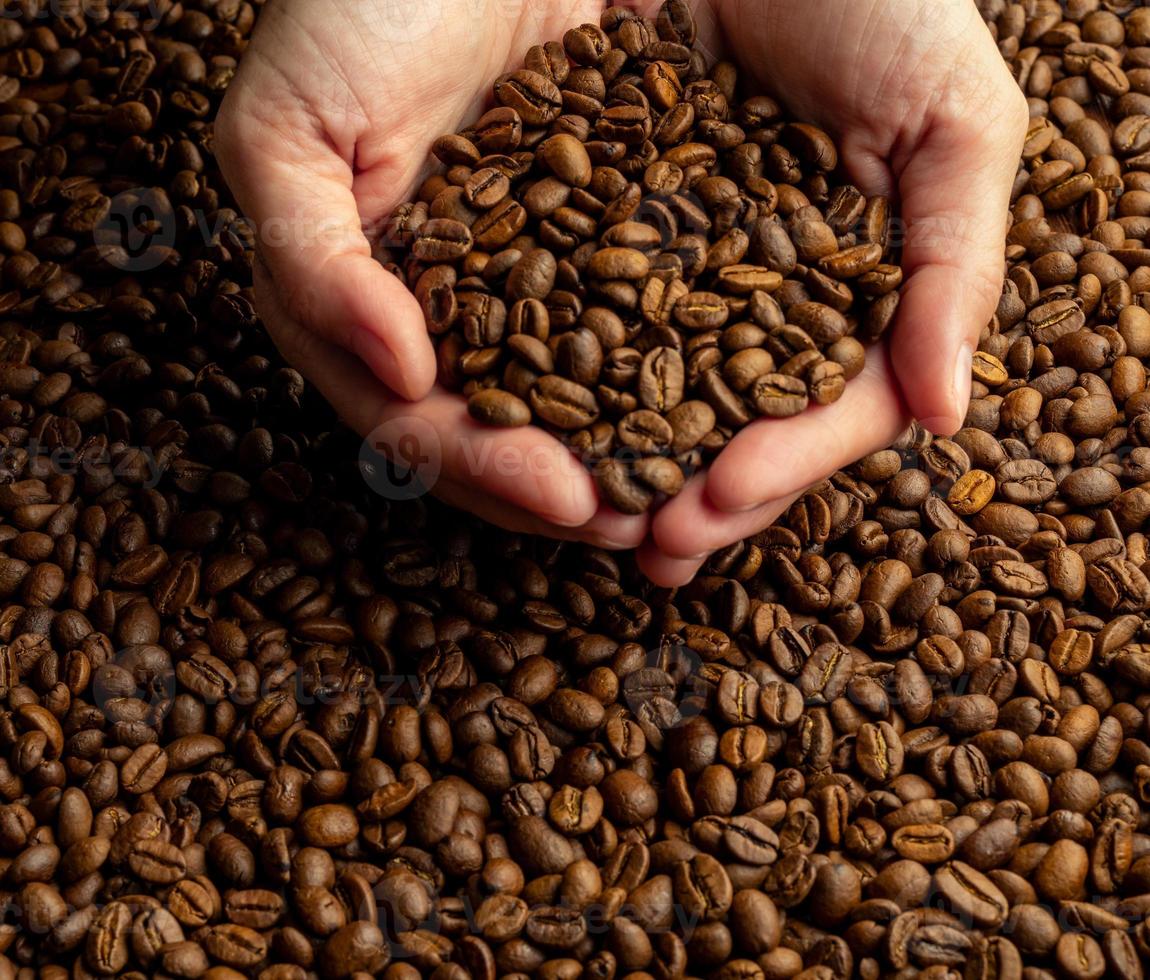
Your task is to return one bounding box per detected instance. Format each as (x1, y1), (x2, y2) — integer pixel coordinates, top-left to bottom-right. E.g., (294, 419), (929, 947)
(718, 1), (986, 138)
(274, 1), (610, 228)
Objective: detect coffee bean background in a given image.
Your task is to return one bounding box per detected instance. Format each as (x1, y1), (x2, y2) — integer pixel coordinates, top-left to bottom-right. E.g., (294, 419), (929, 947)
(0, 1), (1147, 979)
(386, 1), (900, 514)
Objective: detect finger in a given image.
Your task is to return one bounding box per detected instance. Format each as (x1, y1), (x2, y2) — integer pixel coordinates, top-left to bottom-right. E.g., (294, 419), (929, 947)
(635, 539), (707, 588)
(838, 130), (894, 198)
(255, 264), (600, 527)
(368, 396), (599, 527)
(215, 90), (436, 401)
(648, 475), (805, 564)
(577, 506), (651, 550)
(433, 482), (650, 550)
(704, 347), (909, 513)
(889, 72), (1028, 435)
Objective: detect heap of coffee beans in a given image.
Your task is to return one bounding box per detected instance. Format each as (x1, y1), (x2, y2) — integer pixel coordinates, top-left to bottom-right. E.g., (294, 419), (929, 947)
(1, 0), (1150, 979)
(386, 1), (900, 514)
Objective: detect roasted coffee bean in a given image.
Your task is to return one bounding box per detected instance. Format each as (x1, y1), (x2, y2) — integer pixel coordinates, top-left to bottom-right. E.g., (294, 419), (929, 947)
(617, 409), (674, 454)
(835, 682), (888, 749)
(948, 470), (995, 515)
(723, 816), (779, 865)
(750, 373), (808, 417)
(530, 375), (600, 429)
(127, 837), (186, 884)
(469, 389), (532, 428)
(595, 458), (652, 514)
(413, 218), (474, 262)
(494, 70), (563, 125)
(588, 247), (650, 281)
(933, 861), (1008, 928)
(672, 853), (733, 921)
(203, 923), (269, 968)
(464, 167), (511, 209)
(638, 346), (685, 412)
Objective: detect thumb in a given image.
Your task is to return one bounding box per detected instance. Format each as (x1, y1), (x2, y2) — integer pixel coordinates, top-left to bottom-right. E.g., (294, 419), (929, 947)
(214, 95), (436, 402)
(888, 90), (1028, 436)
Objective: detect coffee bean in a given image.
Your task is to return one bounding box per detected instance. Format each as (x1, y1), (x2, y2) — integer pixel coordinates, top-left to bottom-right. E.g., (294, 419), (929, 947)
(524, 903), (588, 948)
(538, 133), (593, 187)
(972, 351), (1009, 386)
(594, 458), (650, 514)
(588, 246), (650, 280)
(892, 823), (956, 863)
(203, 923), (269, 969)
(672, 853), (733, 921)
(638, 346), (685, 412)
(494, 69), (563, 125)
(933, 861), (1008, 928)
(714, 263), (783, 295)
(169, 878), (219, 929)
(413, 218), (474, 262)
(948, 469), (995, 515)
(674, 291), (730, 330)
(1056, 932), (1105, 980)
(723, 815), (779, 865)
(128, 837), (187, 884)
(1060, 466), (1122, 506)
(86, 901), (132, 974)
(463, 167), (511, 209)
(224, 888), (285, 929)
(469, 389), (532, 427)
(298, 804), (359, 848)
(750, 373), (808, 417)
(995, 458), (1057, 506)
(618, 409), (674, 453)
(724, 348), (776, 393)
(507, 248), (558, 302)
(530, 375), (600, 429)
(856, 720), (904, 781)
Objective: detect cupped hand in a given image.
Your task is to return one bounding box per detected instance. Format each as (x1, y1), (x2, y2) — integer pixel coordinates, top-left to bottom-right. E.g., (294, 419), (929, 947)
(636, 0), (1029, 585)
(215, 0), (650, 550)
(215, 0), (1027, 577)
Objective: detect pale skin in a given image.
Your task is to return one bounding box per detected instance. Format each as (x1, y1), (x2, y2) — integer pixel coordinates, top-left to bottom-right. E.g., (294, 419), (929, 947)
(215, 0), (1028, 585)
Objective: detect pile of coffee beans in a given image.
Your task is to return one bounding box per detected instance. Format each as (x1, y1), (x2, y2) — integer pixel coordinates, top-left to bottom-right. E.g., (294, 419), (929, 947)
(0, 0), (1149, 979)
(386, 1), (900, 514)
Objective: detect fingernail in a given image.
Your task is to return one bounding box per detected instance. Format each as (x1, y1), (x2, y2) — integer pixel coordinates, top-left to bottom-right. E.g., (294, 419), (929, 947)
(543, 513), (591, 529)
(593, 536), (638, 550)
(537, 501), (594, 528)
(953, 343), (973, 419)
(656, 552), (710, 564)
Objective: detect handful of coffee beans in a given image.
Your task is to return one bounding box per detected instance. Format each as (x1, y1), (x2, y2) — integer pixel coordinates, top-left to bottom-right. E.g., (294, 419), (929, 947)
(386, 0), (901, 513)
